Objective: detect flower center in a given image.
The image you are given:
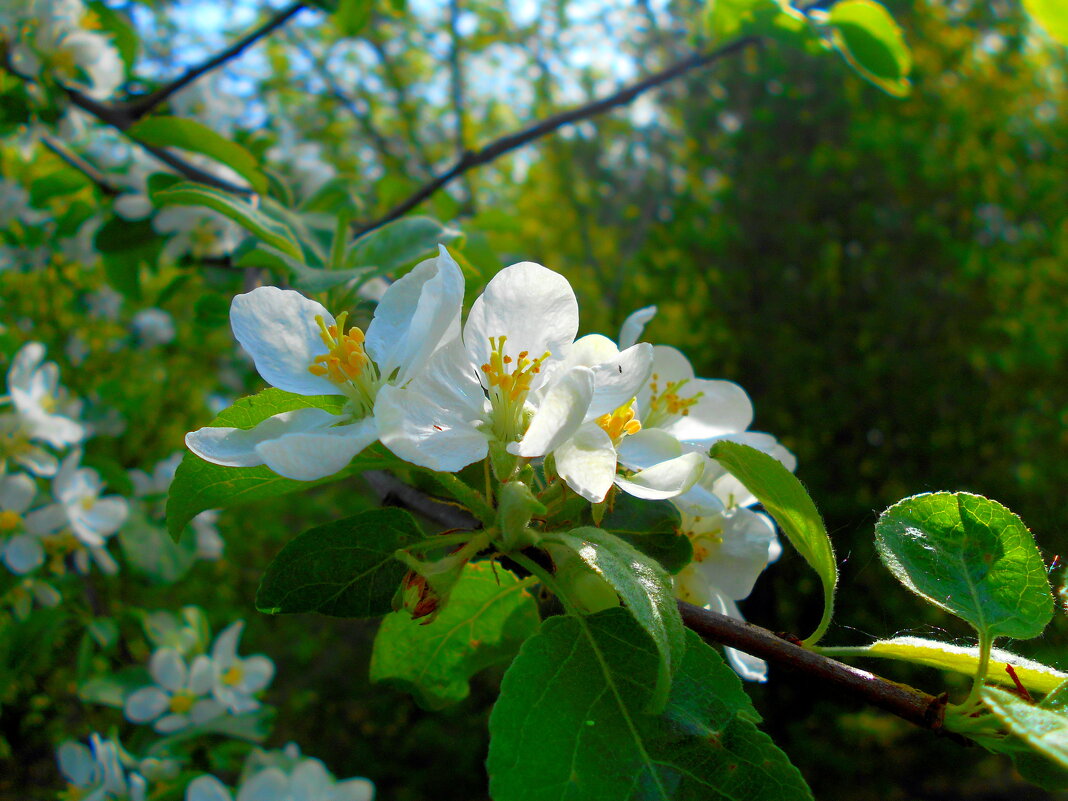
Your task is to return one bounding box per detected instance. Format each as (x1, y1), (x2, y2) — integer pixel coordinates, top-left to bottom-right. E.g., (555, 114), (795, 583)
(480, 336), (551, 441)
(79, 497), (96, 512)
(307, 312), (380, 415)
(0, 510), (22, 532)
(221, 664), (244, 686)
(644, 373), (703, 429)
(38, 394), (58, 414)
(596, 400), (642, 443)
(168, 690), (196, 714)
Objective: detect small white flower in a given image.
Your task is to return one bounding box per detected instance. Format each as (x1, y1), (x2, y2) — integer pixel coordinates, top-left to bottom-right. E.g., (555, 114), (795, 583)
(1, 342), (85, 476)
(132, 308), (177, 348)
(57, 734), (148, 801)
(26, 451), (127, 547)
(209, 621), (274, 713)
(0, 469), (51, 574)
(187, 247), (464, 481)
(186, 759), (374, 801)
(129, 452), (184, 499)
(378, 261), (601, 472)
(192, 511), (224, 560)
(124, 648), (224, 733)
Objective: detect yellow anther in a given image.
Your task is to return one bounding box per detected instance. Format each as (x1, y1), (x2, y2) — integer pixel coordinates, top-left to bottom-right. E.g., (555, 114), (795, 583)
(596, 400), (642, 443)
(0, 510), (22, 532)
(168, 691), (196, 714)
(479, 337), (551, 402)
(79, 497), (96, 512)
(308, 313), (370, 385)
(38, 395), (58, 414)
(646, 373), (703, 425)
(221, 665), (244, 686)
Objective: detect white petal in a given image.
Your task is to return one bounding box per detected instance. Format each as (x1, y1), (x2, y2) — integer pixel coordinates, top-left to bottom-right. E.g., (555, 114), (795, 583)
(15, 445), (58, 477)
(2, 535), (44, 574)
(190, 698), (225, 724)
(230, 286), (340, 396)
(155, 713), (190, 733)
(464, 262), (578, 379)
(185, 408), (342, 468)
(186, 775), (234, 801)
(693, 509), (775, 600)
(236, 655), (274, 693)
(57, 741), (96, 786)
(376, 386), (488, 472)
(124, 686), (169, 723)
(663, 379), (753, 442)
(615, 452), (704, 500)
(72, 497), (128, 542)
(24, 503), (68, 535)
(188, 655), (214, 695)
(618, 305), (657, 349)
(616, 428), (683, 471)
(289, 760), (332, 797)
(512, 367), (594, 457)
(335, 778), (375, 801)
(637, 345), (695, 412)
(585, 343), (653, 421)
(7, 343), (45, 397)
(235, 768), (289, 801)
(150, 648), (187, 692)
(554, 424), (617, 504)
(254, 419), (377, 481)
(364, 244), (464, 385)
(25, 411), (85, 448)
(0, 473), (37, 514)
(212, 621), (243, 666)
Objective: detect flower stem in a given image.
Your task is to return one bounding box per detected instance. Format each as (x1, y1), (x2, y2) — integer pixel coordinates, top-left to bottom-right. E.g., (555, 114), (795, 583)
(962, 631), (994, 709)
(510, 551), (577, 615)
(431, 471), (496, 526)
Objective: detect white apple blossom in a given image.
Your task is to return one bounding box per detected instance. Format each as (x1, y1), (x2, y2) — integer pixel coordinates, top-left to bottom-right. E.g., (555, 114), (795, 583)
(378, 261), (635, 473)
(131, 308), (177, 347)
(124, 648), (225, 733)
(187, 246), (464, 481)
(209, 621), (274, 713)
(57, 734), (148, 801)
(1, 342), (85, 476)
(186, 758), (374, 801)
(24, 451), (127, 574)
(0, 469), (52, 574)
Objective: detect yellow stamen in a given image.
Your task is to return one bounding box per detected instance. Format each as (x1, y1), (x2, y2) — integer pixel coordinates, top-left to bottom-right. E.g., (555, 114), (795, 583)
(221, 665), (244, 686)
(79, 497), (96, 511)
(0, 510), (22, 532)
(645, 373), (703, 427)
(596, 400), (642, 443)
(308, 312), (372, 386)
(480, 337), (551, 403)
(168, 691), (195, 714)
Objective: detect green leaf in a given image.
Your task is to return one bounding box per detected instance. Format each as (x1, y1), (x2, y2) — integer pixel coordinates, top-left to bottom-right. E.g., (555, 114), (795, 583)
(88, 2), (139, 74)
(487, 608), (813, 801)
(256, 507), (424, 617)
(166, 389), (398, 537)
(827, 0), (912, 97)
(875, 492), (1054, 640)
(370, 562), (539, 708)
(94, 216), (162, 300)
(984, 686), (1068, 768)
(151, 182), (302, 260)
(706, 0), (812, 48)
(544, 527), (685, 712)
(1023, 0), (1068, 45)
(78, 666), (151, 708)
(119, 510), (197, 584)
(602, 494), (692, 574)
(334, 0), (373, 36)
(709, 441), (836, 645)
(346, 216), (462, 273)
(128, 117), (267, 194)
(820, 636), (1067, 695)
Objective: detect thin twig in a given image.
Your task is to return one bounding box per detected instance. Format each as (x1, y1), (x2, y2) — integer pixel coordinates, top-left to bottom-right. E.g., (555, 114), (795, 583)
(41, 135), (120, 196)
(354, 36), (758, 236)
(123, 1), (308, 120)
(363, 470), (479, 531)
(677, 601), (961, 740)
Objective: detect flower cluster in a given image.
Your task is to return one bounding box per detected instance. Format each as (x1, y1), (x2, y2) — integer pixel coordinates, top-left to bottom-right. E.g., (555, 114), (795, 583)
(186, 247), (794, 678)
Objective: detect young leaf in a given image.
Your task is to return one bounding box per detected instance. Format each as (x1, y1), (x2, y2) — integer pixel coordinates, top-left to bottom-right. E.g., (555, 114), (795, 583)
(984, 686), (1068, 769)
(1022, 0), (1068, 46)
(709, 440), (836, 645)
(166, 389), (399, 537)
(128, 117), (268, 194)
(334, 0), (373, 36)
(820, 636), (1067, 695)
(487, 608), (813, 800)
(346, 215), (462, 272)
(875, 492), (1054, 640)
(151, 182), (303, 260)
(257, 508), (425, 617)
(545, 527), (685, 712)
(370, 562), (539, 709)
(827, 0), (912, 97)
(601, 494), (692, 574)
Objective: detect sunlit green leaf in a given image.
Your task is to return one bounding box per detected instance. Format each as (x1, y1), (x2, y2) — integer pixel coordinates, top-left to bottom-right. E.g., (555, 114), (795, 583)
(827, 0), (912, 97)
(1023, 0), (1068, 45)
(370, 563), (539, 708)
(710, 440), (836, 645)
(487, 608), (812, 800)
(875, 492), (1054, 640)
(601, 494), (692, 574)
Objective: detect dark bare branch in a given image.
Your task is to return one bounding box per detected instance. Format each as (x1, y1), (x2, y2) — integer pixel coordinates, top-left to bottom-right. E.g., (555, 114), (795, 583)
(354, 36), (759, 236)
(123, 2), (308, 120)
(41, 135), (120, 196)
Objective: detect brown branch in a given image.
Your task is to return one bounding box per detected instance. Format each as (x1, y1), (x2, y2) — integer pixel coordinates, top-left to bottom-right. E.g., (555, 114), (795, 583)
(363, 470), (479, 531)
(354, 36), (759, 236)
(41, 135), (120, 196)
(678, 601), (961, 740)
(123, 2), (308, 120)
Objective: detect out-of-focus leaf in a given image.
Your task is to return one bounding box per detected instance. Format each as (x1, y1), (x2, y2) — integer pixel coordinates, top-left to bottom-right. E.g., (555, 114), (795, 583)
(827, 0), (912, 97)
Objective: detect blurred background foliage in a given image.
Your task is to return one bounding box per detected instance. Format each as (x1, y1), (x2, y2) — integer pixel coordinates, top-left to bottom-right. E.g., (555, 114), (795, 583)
(2, 0), (1066, 798)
